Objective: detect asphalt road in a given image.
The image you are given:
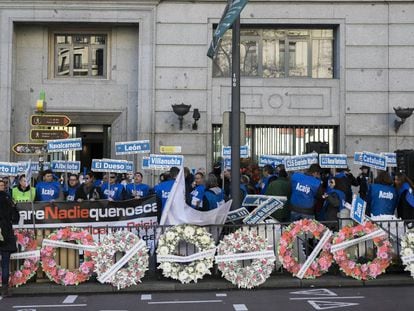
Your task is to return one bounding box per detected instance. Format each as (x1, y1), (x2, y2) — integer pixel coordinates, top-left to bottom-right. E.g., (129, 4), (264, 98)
(1, 286), (413, 311)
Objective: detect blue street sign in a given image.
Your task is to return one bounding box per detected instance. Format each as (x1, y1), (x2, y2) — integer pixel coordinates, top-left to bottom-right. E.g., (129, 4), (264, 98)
(18, 161), (50, 173)
(285, 153), (318, 171)
(243, 197), (285, 224)
(258, 155), (286, 167)
(47, 138), (82, 153)
(222, 145), (249, 158)
(226, 207), (250, 223)
(142, 156), (150, 170)
(148, 154), (184, 169)
(115, 140), (150, 155)
(354, 152), (363, 165)
(319, 154), (348, 168)
(381, 152), (397, 167)
(0, 162), (20, 176)
(223, 158), (231, 170)
(351, 195), (366, 224)
(51, 161), (81, 173)
(242, 195), (272, 207)
(91, 159), (134, 173)
(360, 151), (387, 170)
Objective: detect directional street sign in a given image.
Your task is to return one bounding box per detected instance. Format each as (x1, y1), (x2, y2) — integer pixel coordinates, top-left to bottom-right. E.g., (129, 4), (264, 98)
(31, 129), (70, 141)
(51, 160), (81, 173)
(12, 143), (47, 155)
(47, 138), (82, 153)
(91, 159), (134, 173)
(31, 114), (71, 127)
(115, 140), (150, 155)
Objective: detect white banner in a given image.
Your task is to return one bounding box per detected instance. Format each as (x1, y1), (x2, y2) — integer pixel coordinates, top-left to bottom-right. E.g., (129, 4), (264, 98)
(10, 250), (40, 260)
(157, 248), (216, 263)
(296, 229), (332, 279)
(97, 239), (147, 283)
(215, 250), (275, 263)
(401, 254), (414, 264)
(331, 229), (386, 253)
(42, 239), (97, 252)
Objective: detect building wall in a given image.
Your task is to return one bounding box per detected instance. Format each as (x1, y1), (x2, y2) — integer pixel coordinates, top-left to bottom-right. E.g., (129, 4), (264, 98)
(0, 0), (413, 173)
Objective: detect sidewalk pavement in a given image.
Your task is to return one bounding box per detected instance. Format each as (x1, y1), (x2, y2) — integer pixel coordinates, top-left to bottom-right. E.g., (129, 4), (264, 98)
(10, 273), (414, 296)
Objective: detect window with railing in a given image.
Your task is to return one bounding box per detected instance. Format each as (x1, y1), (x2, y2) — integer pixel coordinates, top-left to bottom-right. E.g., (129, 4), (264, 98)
(212, 28), (334, 79)
(213, 124), (338, 164)
(54, 34), (107, 78)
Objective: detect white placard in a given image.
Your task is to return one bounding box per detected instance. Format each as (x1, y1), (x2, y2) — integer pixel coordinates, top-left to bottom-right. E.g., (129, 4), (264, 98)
(215, 250), (275, 263)
(401, 254), (414, 263)
(42, 239), (97, 252)
(10, 250), (40, 260)
(330, 229), (386, 253)
(157, 248), (216, 263)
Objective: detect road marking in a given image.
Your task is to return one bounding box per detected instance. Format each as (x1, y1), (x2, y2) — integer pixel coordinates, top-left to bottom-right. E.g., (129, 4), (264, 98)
(141, 294), (152, 300)
(290, 289), (337, 296)
(216, 293), (227, 297)
(148, 300), (223, 305)
(290, 296), (364, 300)
(63, 295), (78, 304)
(308, 300), (359, 310)
(13, 304), (87, 308)
(233, 304), (248, 311)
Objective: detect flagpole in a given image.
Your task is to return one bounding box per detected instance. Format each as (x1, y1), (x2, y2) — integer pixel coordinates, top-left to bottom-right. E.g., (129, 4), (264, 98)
(230, 4), (241, 211)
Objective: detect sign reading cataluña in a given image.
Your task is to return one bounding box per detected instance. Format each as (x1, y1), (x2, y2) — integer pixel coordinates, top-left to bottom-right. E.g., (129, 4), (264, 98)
(115, 140), (150, 155)
(360, 151), (387, 171)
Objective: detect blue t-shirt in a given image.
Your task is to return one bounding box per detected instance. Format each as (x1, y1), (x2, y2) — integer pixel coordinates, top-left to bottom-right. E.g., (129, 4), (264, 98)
(36, 181), (61, 201)
(190, 184), (205, 209)
(154, 179), (175, 212)
(100, 183), (125, 201)
(126, 183), (151, 199)
(64, 185), (79, 202)
(367, 183), (397, 216)
(290, 172), (321, 209)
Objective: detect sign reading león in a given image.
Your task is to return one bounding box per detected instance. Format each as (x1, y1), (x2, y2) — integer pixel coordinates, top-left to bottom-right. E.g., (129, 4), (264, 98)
(31, 114), (71, 127)
(31, 129), (70, 140)
(13, 143), (47, 155)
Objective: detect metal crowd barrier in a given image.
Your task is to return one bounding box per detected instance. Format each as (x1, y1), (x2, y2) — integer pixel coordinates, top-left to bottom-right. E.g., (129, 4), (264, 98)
(12, 219), (414, 283)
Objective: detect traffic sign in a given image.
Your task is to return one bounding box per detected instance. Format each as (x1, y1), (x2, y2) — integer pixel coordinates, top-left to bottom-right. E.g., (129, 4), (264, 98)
(30, 129), (70, 141)
(47, 138), (82, 153)
(115, 140), (150, 155)
(31, 114), (71, 127)
(12, 143), (47, 155)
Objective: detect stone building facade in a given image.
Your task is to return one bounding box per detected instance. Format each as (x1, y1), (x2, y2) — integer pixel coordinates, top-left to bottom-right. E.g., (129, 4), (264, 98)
(0, 0), (413, 176)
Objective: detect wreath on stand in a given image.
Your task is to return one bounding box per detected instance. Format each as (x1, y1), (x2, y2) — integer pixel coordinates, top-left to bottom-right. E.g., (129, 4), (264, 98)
(400, 230), (414, 278)
(0, 229), (39, 287)
(157, 225), (216, 284)
(93, 230), (149, 290)
(278, 219), (333, 279)
(331, 221), (393, 280)
(40, 227), (96, 285)
(216, 229), (275, 288)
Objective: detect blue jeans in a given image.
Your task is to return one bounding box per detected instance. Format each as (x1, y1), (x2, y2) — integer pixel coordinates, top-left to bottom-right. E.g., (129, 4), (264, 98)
(0, 251), (11, 286)
(290, 211), (315, 222)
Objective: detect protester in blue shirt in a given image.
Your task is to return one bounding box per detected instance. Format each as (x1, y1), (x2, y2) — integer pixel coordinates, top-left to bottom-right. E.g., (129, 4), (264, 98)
(190, 172), (206, 210)
(63, 174), (80, 202)
(256, 164), (278, 194)
(367, 171), (397, 216)
(154, 167), (179, 214)
(394, 172), (414, 221)
(100, 174), (126, 201)
(202, 173), (225, 211)
(318, 177), (347, 230)
(35, 169), (63, 202)
(289, 164), (323, 221)
(126, 172), (151, 199)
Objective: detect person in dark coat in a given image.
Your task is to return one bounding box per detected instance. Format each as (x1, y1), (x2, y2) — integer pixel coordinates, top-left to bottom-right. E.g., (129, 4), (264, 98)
(0, 179), (20, 297)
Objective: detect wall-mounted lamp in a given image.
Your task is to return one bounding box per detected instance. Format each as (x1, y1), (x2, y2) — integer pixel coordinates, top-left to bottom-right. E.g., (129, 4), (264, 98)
(192, 108), (200, 130)
(172, 103), (191, 130)
(394, 106), (414, 133)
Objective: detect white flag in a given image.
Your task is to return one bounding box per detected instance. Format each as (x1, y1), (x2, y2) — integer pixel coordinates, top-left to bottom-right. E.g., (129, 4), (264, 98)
(24, 159), (32, 187)
(160, 168), (232, 226)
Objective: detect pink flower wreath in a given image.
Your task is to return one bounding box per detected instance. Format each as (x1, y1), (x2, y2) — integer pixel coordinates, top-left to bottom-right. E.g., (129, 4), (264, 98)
(0, 229), (39, 287)
(332, 222), (392, 280)
(278, 219), (333, 279)
(40, 227), (96, 285)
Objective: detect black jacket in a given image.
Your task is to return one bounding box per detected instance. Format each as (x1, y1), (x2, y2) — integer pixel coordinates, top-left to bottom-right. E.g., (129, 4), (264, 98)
(0, 191), (20, 252)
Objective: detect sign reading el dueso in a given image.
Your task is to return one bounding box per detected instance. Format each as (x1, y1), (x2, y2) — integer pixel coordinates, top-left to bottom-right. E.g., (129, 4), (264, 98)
(115, 140), (151, 155)
(148, 154), (184, 169)
(285, 153), (318, 171)
(47, 138), (82, 153)
(258, 155), (286, 167)
(319, 154), (348, 168)
(92, 159), (134, 174)
(207, 0), (249, 58)
(51, 161), (81, 173)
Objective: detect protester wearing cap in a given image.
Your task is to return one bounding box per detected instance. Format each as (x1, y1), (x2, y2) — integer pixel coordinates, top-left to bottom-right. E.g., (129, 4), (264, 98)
(289, 164), (323, 221)
(35, 169), (63, 202)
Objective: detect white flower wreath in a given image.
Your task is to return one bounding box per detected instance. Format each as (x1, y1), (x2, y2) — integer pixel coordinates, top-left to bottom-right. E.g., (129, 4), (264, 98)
(400, 230), (414, 278)
(216, 229), (275, 289)
(157, 225), (216, 284)
(93, 231), (149, 290)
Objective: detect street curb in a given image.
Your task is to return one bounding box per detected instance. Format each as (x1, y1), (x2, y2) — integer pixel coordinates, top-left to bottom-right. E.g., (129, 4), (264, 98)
(9, 273), (414, 296)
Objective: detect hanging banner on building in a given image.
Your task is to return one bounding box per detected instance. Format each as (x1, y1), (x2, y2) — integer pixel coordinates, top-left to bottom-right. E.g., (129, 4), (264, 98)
(319, 154), (348, 168)
(258, 155), (286, 167)
(285, 153), (318, 171)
